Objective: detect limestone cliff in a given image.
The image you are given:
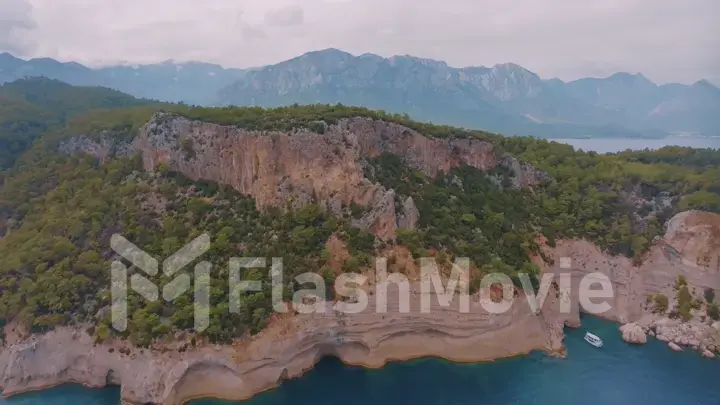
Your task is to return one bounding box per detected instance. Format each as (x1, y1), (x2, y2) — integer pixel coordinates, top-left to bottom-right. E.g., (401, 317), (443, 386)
(0, 286), (566, 405)
(60, 114), (547, 240)
(2, 211), (719, 404)
(15, 116), (719, 403)
(542, 210), (720, 324)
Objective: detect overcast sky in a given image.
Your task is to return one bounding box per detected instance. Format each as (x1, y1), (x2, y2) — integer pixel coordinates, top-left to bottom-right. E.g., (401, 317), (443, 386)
(2, 0), (719, 84)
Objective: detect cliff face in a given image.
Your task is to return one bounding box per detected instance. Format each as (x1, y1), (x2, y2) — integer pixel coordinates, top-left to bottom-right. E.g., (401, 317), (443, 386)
(542, 210), (720, 324)
(1, 211), (719, 404)
(16, 115), (719, 403)
(60, 114), (547, 240)
(132, 115), (546, 240)
(0, 285), (567, 405)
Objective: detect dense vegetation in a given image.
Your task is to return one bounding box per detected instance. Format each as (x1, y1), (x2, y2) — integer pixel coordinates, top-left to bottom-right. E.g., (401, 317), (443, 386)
(365, 153), (541, 286)
(0, 150), (376, 345)
(0, 78), (150, 169)
(0, 78), (719, 346)
(616, 146), (720, 169)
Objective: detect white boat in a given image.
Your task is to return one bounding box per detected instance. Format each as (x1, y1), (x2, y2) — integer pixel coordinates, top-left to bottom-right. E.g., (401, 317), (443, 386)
(584, 332), (603, 347)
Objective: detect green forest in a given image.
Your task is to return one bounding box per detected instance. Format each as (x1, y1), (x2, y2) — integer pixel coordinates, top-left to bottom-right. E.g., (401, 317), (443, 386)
(0, 78), (719, 346)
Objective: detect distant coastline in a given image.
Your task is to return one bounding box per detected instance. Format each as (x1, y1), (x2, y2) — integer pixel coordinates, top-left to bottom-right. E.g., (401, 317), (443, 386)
(547, 135), (720, 153)
(541, 134), (720, 141)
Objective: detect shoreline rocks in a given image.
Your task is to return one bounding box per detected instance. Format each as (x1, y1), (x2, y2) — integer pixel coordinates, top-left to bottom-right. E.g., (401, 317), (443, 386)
(544, 210), (720, 359)
(1, 208), (719, 403)
(620, 315), (719, 357)
(0, 286), (571, 405)
(620, 323), (647, 344)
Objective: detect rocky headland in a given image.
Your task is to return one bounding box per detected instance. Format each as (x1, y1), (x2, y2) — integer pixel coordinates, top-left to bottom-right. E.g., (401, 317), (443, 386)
(1, 115), (718, 404)
(1, 210), (717, 405)
(59, 114), (548, 241)
(0, 282), (573, 405)
(544, 210), (720, 355)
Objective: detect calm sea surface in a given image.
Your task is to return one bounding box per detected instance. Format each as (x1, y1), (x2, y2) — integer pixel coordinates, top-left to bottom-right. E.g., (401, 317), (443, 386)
(553, 136), (720, 153)
(3, 317), (720, 405)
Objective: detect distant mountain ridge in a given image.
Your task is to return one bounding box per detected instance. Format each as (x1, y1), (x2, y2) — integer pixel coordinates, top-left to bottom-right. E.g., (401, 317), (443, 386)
(0, 52), (246, 106)
(2, 49), (719, 138)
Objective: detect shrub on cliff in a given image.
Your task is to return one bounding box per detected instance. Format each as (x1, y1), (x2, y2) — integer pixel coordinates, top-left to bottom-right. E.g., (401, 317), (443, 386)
(653, 294), (669, 313)
(677, 285), (693, 321)
(675, 275), (688, 290)
(708, 303), (720, 321)
(704, 288), (715, 303)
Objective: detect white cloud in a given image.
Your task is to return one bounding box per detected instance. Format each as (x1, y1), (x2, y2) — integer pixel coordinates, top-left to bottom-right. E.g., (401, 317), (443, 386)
(15, 0), (720, 84)
(0, 0), (38, 56)
(264, 5), (305, 27)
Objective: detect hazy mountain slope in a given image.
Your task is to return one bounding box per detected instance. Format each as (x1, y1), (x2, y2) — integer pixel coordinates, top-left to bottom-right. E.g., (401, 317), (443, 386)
(0, 53), (245, 105)
(0, 95), (56, 170)
(3, 50), (719, 137)
(646, 80), (720, 134)
(0, 77), (151, 169)
(564, 73), (663, 120)
(94, 62), (246, 105)
(216, 49), (523, 132)
(216, 49), (626, 136)
(218, 49), (720, 137)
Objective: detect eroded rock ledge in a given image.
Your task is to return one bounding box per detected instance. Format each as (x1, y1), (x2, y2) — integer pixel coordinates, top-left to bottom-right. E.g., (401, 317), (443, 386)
(2, 211), (720, 403)
(542, 210), (720, 324)
(542, 210), (720, 355)
(0, 287), (571, 405)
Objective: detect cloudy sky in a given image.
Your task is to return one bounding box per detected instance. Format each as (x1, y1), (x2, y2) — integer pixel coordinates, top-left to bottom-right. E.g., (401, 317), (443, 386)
(2, 0), (719, 84)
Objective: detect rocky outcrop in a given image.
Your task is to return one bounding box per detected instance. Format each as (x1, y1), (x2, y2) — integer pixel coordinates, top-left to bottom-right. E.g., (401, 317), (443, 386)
(541, 211), (720, 325)
(350, 187), (397, 239)
(0, 284), (566, 405)
(620, 323), (647, 344)
(636, 316), (720, 354)
(58, 133), (132, 162)
(60, 114), (548, 240)
(541, 210), (720, 355)
(2, 210), (718, 403)
(40, 118), (720, 399)
(500, 154), (551, 188)
(664, 210), (720, 270)
(397, 196), (419, 230)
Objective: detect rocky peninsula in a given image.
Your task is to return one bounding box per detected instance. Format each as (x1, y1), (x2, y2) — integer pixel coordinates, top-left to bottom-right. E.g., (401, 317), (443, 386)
(1, 113), (718, 404)
(1, 209), (718, 404)
(0, 282), (572, 405)
(552, 210), (720, 355)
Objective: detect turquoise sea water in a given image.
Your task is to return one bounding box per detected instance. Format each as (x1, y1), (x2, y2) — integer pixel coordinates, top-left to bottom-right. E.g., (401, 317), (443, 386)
(3, 317), (720, 405)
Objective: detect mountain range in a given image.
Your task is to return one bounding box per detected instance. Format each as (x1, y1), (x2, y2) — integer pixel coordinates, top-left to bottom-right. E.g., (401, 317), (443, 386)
(2, 49), (719, 139)
(0, 52), (246, 106)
